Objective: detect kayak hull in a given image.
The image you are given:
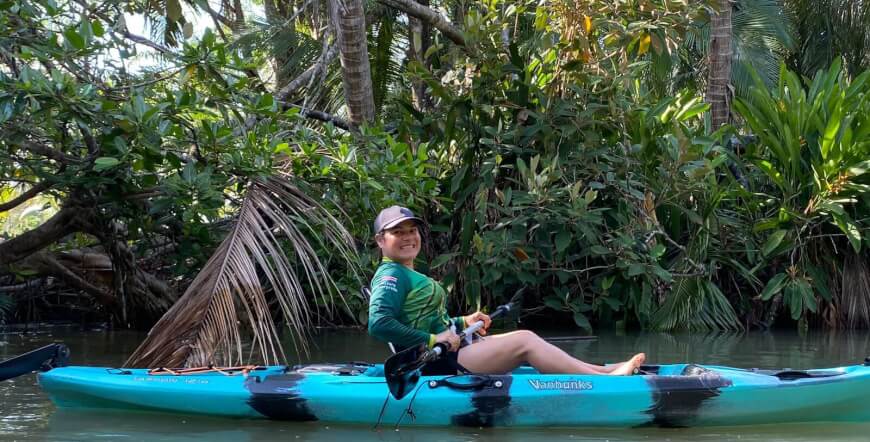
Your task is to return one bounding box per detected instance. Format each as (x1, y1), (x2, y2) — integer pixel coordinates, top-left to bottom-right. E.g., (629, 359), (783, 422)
(38, 362), (870, 427)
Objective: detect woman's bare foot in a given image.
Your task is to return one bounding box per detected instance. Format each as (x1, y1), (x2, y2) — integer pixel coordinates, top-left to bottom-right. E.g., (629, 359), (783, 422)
(609, 353), (646, 376)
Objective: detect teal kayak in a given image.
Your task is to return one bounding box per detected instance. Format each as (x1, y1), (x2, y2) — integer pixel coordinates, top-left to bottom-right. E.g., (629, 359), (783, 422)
(37, 360), (870, 427)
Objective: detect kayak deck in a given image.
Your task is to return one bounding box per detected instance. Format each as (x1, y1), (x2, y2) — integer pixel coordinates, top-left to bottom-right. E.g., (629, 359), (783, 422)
(38, 362), (870, 427)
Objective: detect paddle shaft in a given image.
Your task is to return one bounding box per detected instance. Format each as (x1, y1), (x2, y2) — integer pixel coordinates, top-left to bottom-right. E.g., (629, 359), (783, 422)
(425, 302), (514, 361)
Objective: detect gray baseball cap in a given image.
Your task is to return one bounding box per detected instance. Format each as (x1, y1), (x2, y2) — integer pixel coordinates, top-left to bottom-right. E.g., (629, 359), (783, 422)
(373, 206), (423, 233)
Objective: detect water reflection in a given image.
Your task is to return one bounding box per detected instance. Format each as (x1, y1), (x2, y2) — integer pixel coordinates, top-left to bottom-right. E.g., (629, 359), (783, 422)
(2, 327), (870, 440)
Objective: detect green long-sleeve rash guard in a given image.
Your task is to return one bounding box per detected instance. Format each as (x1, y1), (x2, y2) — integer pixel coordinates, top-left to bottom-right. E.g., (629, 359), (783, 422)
(368, 260), (465, 350)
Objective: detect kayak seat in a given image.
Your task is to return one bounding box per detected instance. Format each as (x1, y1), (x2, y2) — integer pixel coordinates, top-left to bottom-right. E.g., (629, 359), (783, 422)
(681, 364), (714, 376)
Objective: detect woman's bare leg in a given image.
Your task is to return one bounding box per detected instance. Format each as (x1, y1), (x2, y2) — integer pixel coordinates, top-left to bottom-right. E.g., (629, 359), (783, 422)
(457, 330), (645, 375)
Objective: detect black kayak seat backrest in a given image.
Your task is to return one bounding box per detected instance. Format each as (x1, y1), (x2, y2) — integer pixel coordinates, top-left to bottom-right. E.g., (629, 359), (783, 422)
(748, 368), (844, 381)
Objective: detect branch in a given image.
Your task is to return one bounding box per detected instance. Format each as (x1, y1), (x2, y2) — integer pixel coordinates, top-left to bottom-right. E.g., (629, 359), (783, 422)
(22, 251), (116, 306)
(107, 66), (186, 91)
(72, 0), (173, 54)
(78, 126), (98, 155)
(277, 101), (353, 131)
(377, 0), (465, 46)
(301, 108), (353, 130)
(122, 31), (174, 54)
(201, 2), (234, 28)
(18, 141), (83, 164)
(0, 207), (80, 266)
(275, 44), (339, 101)
(0, 181), (53, 213)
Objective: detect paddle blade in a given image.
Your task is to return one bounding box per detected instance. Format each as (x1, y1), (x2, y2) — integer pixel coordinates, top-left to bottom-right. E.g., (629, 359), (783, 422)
(384, 345), (424, 400)
(0, 343), (69, 381)
(507, 288), (525, 312)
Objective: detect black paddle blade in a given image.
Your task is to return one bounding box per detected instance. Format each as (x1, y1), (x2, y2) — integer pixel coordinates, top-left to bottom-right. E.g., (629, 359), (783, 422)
(0, 343), (69, 381)
(384, 345), (424, 400)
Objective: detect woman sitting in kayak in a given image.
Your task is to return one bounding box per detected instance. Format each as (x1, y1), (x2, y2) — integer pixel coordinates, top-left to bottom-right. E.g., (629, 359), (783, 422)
(368, 205), (645, 376)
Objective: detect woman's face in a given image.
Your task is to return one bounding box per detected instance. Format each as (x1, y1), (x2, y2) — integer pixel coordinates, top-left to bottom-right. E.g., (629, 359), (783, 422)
(376, 220), (421, 266)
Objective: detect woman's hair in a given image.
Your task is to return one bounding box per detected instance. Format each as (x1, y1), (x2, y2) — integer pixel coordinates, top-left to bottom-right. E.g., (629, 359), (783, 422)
(373, 231), (384, 261)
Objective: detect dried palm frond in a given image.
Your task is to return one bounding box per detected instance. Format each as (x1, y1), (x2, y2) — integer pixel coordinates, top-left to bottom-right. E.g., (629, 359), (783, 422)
(124, 174), (361, 368)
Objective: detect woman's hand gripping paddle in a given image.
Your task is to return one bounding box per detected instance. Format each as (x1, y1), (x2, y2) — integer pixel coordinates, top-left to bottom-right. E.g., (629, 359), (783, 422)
(384, 289), (524, 400)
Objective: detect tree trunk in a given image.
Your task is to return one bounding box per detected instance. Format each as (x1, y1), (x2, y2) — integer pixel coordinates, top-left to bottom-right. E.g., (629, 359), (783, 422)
(265, 0), (292, 90)
(407, 0), (433, 111)
(706, 0), (733, 129)
(329, 0), (375, 124)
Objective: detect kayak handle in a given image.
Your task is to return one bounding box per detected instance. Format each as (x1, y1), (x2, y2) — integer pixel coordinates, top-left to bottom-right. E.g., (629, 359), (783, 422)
(428, 374), (501, 391)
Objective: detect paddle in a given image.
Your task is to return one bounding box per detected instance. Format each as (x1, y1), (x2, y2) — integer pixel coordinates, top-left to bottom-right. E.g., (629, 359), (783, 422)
(384, 290), (523, 400)
(0, 343), (69, 381)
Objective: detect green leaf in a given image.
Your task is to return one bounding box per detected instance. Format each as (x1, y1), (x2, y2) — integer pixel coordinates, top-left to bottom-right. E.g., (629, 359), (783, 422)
(589, 245), (609, 255)
(650, 243), (666, 259)
(760, 273), (787, 301)
(92, 20), (105, 37)
(572, 312), (591, 331)
(820, 105), (843, 160)
(785, 284), (803, 320)
(94, 157), (120, 171)
(627, 264), (645, 277)
(848, 159), (870, 177)
(460, 212), (474, 254)
(832, 212), (862, 253)
(64, 27), (85, 50)
(799, 281), (817, 313)
(431, 253), (457, 269)
(674, 101), (710, 122)
(651, 265), (672, 282)
(555, 230), (571, 252)
(806, 265), (832, 302)
(601, 276), (615, 290)
(544, 296), (564, 311)
(762, 230), (787, 257)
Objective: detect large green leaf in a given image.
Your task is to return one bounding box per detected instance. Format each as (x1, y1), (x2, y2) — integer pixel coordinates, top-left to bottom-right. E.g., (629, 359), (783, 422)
(761, 229), (787, 257)
(760, 273), (787, 301)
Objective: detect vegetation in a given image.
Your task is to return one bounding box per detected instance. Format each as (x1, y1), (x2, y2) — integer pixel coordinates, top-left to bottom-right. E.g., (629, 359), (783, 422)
(1, 0), (869, 366)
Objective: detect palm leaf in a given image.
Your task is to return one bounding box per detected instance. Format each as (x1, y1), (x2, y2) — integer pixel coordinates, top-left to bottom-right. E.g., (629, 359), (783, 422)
(651, 277), (742, 331)
(124, 174), (361, 368)
(786, 0), (870, 78)
(679, 0), (793, 96)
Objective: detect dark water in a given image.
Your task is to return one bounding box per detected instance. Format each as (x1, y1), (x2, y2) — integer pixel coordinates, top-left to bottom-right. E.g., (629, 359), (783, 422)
(3, 328), (870, 441)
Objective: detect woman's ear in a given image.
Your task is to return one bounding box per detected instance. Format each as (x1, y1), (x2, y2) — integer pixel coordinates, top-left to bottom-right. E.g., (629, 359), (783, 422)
(374, 233), (384, 248)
